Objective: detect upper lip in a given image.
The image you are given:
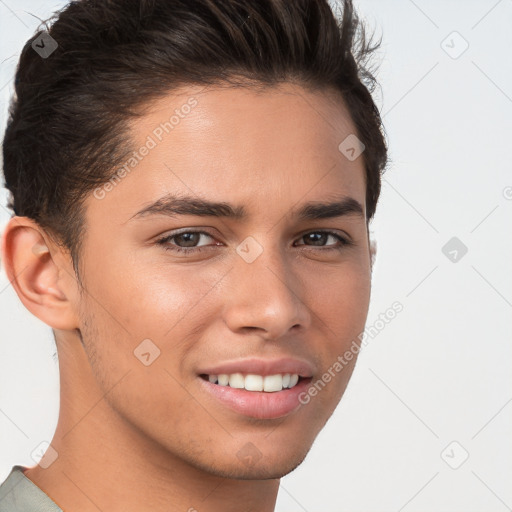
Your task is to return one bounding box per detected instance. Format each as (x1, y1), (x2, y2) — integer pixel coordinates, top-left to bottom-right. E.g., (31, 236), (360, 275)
(198, 357), (314, 378)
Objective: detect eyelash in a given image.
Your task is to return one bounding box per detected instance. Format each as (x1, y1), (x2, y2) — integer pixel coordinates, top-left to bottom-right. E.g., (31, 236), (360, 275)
(155, 229), (352, 254)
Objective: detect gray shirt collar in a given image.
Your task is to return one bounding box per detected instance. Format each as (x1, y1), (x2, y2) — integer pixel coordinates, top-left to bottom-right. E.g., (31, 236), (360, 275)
(0, 465), (63, 512)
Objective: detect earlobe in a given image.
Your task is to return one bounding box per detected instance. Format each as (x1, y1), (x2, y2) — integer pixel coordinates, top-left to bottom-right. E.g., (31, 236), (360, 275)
(1, 216), (79, 330)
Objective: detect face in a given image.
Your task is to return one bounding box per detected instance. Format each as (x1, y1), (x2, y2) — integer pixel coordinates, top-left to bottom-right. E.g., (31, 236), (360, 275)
(75, 82), (371, 479)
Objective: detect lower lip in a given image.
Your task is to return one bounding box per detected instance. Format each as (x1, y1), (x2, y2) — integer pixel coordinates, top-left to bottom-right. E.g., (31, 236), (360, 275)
(198, 377), (312, 419)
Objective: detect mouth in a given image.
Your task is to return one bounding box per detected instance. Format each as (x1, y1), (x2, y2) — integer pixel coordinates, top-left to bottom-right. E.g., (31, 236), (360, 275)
(197, 358), (314, 420)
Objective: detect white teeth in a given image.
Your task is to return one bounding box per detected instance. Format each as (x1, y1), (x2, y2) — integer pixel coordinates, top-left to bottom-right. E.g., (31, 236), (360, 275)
(245, 374), (263, 391)
(263, 374), (283, 392)
(206, 373), (301, 392)
(228, 373), (245, 389)
(289, 374), (299, 388)
(218, 374), (229, 386)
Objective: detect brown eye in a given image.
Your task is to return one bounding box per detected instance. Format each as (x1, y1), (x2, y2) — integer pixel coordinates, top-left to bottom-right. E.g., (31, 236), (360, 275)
(173, 232), (203, 247)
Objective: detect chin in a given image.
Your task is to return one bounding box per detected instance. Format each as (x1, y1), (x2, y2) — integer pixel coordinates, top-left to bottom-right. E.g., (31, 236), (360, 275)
(186, 442), (313, 481)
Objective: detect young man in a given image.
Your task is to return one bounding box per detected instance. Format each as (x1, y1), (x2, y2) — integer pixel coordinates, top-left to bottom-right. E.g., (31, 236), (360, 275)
(0, 0), (387, 510)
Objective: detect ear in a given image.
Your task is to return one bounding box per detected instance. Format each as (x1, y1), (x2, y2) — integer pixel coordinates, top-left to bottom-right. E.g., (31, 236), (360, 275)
(1, 216), (80, 330)
(369, 236), (377, 272)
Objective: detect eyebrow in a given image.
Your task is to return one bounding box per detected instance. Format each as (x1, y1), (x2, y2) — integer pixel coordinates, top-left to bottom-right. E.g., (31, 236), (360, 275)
(131, 193), (365, 222)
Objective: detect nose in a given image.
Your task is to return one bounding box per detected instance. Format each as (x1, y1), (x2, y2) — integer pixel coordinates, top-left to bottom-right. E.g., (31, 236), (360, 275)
(222, 243), (312, 340)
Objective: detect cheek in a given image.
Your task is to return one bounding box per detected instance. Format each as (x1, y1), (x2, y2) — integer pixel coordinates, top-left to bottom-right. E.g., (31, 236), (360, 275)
(89, 252), (229, 342)
(300, 259), (370, 407)
(294, 266), (369, 416)
(303, 260), (371, 336)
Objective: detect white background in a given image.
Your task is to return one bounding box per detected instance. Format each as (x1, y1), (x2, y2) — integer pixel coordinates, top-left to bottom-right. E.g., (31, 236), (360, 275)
(1, 1), (511, 511)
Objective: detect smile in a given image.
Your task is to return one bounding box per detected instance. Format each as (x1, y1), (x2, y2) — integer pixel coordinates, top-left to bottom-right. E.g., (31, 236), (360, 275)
(197, 357), (315, 419)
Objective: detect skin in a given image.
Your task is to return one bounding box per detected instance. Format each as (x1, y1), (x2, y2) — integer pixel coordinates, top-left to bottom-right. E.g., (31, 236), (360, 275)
(2, 82), (374, 512)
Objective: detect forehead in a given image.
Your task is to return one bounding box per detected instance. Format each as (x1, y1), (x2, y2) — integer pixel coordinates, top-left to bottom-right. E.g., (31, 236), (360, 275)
(133, 81), (359, 162)
(85, 82), (366, 223)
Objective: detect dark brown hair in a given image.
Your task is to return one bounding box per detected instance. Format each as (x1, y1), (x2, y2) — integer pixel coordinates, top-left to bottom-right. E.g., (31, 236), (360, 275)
(2, 0), (387, 275)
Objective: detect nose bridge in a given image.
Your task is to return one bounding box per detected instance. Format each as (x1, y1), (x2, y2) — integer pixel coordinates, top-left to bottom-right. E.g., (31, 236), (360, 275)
(223, 236), (311, 338)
